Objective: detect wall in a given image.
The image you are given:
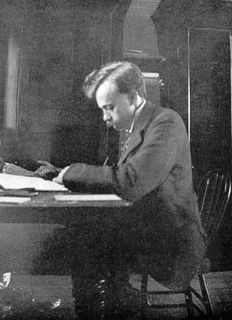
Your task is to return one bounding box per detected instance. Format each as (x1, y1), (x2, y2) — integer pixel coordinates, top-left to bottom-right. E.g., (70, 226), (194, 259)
(153, 0), (232, 271)
(0, 0), (127, 274)
(0, 0), (131, 167)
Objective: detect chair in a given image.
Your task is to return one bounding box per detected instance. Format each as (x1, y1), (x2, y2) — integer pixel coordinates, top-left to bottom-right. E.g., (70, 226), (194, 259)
(140, 169), (232, 319)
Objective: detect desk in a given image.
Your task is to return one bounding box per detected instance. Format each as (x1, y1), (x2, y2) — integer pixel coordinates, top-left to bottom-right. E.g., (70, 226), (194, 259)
(0, 192), (132, 224)
(0, 192), (134, 318)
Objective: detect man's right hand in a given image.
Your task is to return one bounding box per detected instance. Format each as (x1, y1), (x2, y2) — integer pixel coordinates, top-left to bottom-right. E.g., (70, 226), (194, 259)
(34, 161), (61, 180)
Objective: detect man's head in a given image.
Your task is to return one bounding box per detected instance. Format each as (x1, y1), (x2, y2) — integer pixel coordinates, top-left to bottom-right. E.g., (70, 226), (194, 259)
(83, 61), (147, 131)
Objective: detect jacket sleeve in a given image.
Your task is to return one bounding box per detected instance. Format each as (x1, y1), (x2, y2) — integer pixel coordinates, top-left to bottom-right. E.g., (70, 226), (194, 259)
(62, 162), (116, 193)
(63, 110), (187, 201)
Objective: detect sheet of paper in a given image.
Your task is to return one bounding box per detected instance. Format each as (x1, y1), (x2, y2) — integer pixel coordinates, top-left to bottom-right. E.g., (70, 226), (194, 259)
(54, 194), (122, 201)
(0, 197), (31, 203)
(0, 173), (68, 192)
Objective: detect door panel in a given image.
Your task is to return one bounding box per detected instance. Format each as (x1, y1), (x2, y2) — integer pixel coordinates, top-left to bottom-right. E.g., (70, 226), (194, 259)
(188, 28), (231, 177)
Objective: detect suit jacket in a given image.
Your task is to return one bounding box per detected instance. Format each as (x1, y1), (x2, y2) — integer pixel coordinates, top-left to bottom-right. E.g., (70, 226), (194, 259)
(63, 101), (205, 288)
(63, 101), (202, 230)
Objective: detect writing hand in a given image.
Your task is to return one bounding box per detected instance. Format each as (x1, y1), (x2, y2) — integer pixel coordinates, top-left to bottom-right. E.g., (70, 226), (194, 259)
(34, 160), (61, 180)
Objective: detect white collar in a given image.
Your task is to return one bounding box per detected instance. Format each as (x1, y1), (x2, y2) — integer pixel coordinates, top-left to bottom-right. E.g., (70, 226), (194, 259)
(126, 99), (146, 135)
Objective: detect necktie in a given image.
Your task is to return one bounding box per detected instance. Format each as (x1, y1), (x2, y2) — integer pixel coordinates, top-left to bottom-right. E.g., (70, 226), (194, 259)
(119, 131), (131, 156)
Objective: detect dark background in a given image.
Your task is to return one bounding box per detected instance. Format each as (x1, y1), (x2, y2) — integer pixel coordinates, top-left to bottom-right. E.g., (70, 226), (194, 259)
(0, 0), (231, 275)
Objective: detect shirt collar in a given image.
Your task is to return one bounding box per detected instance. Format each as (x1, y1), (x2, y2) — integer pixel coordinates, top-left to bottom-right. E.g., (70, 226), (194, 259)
(126, 99), (146, 135)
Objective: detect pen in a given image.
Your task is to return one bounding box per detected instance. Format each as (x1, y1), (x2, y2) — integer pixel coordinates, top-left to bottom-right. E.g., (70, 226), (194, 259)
(103, 126), (109, 166)
(103, 156), (109, 166)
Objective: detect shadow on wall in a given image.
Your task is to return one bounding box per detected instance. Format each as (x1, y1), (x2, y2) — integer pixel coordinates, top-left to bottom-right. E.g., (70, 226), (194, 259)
(49, 124), (101, 168)
(0, 224), (63, 275)
(0, 129), (39, 170)
(32, 226), (72, 275)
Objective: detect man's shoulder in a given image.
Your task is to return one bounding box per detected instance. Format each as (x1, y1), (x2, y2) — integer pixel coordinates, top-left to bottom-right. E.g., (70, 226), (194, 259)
(147, 102), (184, 124)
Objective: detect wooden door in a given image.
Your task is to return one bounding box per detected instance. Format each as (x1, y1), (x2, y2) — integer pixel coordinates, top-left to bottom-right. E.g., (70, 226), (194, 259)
(188, 28), (232, 178)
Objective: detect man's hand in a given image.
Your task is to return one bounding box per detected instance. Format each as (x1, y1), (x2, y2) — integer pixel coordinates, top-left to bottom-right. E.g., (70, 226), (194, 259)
(34, 161), (61, 180)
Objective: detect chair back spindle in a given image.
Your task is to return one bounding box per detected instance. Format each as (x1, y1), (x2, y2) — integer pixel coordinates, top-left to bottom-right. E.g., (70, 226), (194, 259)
(140, 169), (232, 319)
(196, 170), (232, 250)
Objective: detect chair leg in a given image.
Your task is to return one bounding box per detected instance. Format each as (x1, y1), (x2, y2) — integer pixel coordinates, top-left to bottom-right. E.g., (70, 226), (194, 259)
(198, 273), (214, 318)
(185, 288), (195, 320)
(140, 273), (148, 320)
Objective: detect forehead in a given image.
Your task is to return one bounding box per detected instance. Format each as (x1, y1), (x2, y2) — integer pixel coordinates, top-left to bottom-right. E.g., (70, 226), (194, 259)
(95, 81), (119, 105)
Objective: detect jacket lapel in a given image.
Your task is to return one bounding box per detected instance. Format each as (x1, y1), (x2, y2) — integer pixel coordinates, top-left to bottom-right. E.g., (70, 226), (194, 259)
(118, 101), (157, 165)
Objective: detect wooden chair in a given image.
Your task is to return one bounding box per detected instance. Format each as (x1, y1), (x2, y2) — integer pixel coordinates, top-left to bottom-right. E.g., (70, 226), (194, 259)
(140, 169), (232, 319)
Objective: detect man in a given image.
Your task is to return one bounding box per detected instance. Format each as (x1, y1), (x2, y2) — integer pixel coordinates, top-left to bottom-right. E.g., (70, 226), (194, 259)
(35, 61), (205, 318)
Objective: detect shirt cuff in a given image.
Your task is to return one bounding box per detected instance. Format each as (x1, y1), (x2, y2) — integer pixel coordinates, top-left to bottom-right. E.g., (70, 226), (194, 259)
(59, 166), (70, 182)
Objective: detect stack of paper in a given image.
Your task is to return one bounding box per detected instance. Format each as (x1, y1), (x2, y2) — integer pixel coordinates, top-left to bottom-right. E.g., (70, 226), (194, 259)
(0, 197), (31, 203)
(0, 173), (68, 192)
(54, 194), (122, 201)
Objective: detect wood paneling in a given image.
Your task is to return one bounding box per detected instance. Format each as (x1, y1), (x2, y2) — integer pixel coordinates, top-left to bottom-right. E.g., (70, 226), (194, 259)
(0, 1), (128, 168)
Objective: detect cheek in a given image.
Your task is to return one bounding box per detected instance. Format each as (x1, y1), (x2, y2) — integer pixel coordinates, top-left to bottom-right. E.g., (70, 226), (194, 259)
(112, 110), (119, 119)
(121, 108), (131, 119)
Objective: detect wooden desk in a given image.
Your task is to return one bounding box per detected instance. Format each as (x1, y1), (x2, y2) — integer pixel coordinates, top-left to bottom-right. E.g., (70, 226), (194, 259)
(0, 193), (135, 318)
(0, 192), (132, 224)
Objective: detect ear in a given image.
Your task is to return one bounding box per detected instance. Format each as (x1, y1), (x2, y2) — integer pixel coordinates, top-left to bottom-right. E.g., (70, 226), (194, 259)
(128, 90), (137, 104)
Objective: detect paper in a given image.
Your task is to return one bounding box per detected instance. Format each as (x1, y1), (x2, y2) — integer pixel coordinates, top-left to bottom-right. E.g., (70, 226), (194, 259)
(54, 194), (122, 201)
(0, 197), (31, 203)
(0, 173), (68, 192)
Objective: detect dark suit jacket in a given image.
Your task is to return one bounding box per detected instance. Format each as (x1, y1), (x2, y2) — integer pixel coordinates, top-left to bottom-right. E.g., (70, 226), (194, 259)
(63, 102), (205, 289)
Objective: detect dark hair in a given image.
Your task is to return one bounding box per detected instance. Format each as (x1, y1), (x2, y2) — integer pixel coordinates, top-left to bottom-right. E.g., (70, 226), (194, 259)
(83, 61), (147, 100)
